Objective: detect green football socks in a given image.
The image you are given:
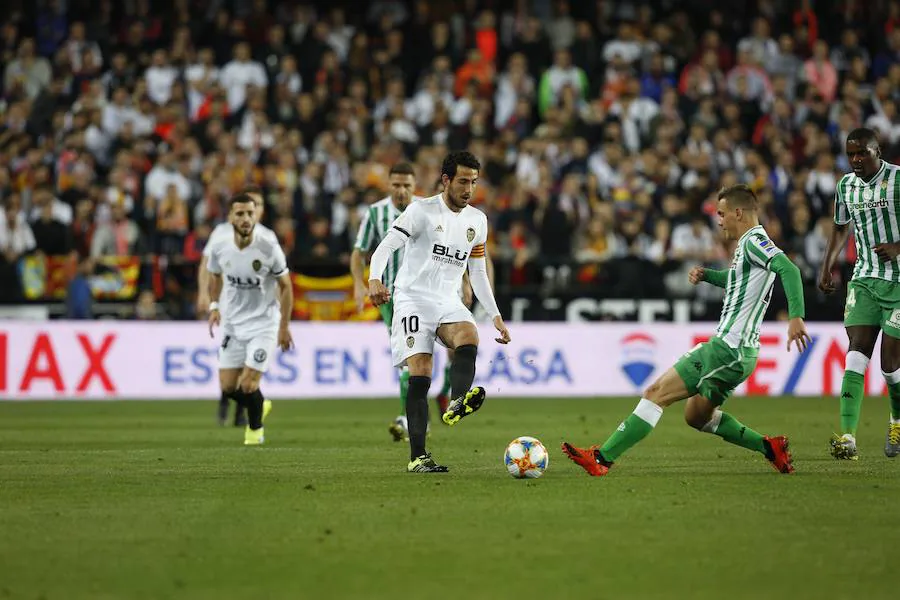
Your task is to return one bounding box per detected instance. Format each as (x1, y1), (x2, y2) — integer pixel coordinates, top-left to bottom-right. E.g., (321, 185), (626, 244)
(839, 371), (865, 435)
(598, 399), (662, 462)
(888, 381), (900, 421)
(840, 351), (870, 435)
(703, 411), (766, 454)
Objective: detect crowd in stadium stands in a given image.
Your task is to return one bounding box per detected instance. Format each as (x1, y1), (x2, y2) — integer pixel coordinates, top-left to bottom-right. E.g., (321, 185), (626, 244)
(0, 0), (898, 318)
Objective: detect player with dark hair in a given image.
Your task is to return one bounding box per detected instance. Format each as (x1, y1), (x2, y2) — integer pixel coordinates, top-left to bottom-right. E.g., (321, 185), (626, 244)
(367, 151), (511, 472)
(206, 193), (294, 445)
(563, 184), (809, 476)
(198, 186), (279, 426)
(819, 127), (900, 459)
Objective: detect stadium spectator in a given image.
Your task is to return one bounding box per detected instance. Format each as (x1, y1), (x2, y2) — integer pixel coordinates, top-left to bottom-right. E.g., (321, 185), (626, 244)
(91, 203), (143, 258)
(0, 0), (891, 324)
(65, 256), (94, 319)
(0, 194), (35, 301)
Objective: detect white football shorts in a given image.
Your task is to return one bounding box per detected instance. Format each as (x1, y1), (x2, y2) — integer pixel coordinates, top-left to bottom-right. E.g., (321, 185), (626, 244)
(390, 298), (475, 368)
(218, 329), (277, 373)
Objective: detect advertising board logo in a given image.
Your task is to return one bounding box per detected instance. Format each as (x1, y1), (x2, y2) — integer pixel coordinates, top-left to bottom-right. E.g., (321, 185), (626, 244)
(620, 332), (656, 387)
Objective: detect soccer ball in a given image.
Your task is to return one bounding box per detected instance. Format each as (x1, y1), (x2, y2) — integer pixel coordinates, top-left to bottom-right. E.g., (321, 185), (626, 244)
(504, 436), (549, 479)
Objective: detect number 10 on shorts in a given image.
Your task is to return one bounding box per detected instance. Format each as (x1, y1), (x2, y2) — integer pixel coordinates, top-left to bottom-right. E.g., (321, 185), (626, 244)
(402, 315), (419, 334)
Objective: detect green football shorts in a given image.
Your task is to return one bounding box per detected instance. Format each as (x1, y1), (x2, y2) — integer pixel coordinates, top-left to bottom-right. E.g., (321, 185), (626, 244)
(673, 336), (758, 406)
(844, 277), (900, 338)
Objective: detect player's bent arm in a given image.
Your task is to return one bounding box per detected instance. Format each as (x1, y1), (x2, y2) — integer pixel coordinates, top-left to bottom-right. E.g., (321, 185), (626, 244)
(701, 268), (728, 288)
(770, 253), (806, 319)
(368, 228), (406, 282)
(276, 273), (293, 330)
(350, 248), (368, 288)
(467, 255), (501, 319)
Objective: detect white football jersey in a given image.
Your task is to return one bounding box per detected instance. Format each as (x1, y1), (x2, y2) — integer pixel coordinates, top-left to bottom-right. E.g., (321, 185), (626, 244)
(391, 194), (488, 305)
(206, 230), (289, 339)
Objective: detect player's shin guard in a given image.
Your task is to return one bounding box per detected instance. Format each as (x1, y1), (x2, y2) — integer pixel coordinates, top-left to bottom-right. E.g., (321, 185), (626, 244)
(450, 344), (477, 399)
(882, 367), (900, 422)
(597, 398), (662, 462)
(407, 376), (431, 460)
(701, 410), (767, 454)
(841, 351), (868, 435)
(399, 367), (410, 411)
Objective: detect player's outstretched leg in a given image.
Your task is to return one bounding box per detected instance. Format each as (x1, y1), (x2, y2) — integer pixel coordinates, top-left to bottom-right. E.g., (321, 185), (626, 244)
(442, 343), (485, 426)
(562, 367), (683, 476)
(684, 396), (793, 473)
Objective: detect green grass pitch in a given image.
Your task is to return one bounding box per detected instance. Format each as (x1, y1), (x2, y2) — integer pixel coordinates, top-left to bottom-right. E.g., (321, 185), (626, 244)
(0, 396), (896, 600)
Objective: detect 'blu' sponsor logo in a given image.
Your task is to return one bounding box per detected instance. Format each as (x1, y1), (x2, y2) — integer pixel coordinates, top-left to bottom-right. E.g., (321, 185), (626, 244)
(620, 333), (656, 387)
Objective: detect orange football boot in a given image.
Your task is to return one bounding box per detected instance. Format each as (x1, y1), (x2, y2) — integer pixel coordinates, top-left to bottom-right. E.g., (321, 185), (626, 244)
(764, 435), (795, 474)
(561, 442), (611, 477)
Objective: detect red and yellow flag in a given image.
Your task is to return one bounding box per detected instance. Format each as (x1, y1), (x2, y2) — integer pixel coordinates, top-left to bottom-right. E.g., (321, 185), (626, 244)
(291, 272), (380, 321)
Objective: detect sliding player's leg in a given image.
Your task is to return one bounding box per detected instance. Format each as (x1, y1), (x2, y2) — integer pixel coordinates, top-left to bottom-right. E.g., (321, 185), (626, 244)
(684, 394), (793, 473)
(561, 365), (688, 476)
(562, 337), (792, 476)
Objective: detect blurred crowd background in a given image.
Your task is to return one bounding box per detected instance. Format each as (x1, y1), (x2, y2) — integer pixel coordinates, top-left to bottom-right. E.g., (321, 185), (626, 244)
(0, 0), (895, 321)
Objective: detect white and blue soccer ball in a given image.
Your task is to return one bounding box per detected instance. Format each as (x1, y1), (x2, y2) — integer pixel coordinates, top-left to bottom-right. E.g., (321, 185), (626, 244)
(504, 436), (549, 479)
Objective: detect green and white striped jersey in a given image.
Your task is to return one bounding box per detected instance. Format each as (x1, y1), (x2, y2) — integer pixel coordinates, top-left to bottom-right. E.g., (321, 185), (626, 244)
(715, 225), (784, 350)
(354, 196), (407, 290)
(834, 160), (900, 283)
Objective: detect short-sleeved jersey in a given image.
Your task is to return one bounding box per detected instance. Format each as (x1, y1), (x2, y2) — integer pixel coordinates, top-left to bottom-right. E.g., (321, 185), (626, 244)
(206, 230), (289, 339)
(354, 196), (407, 290)
(390, 194), (488, 305)
(715, 225), (783, 350)
(834, 160), (900, 283)
(203, 222), (278, 258)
